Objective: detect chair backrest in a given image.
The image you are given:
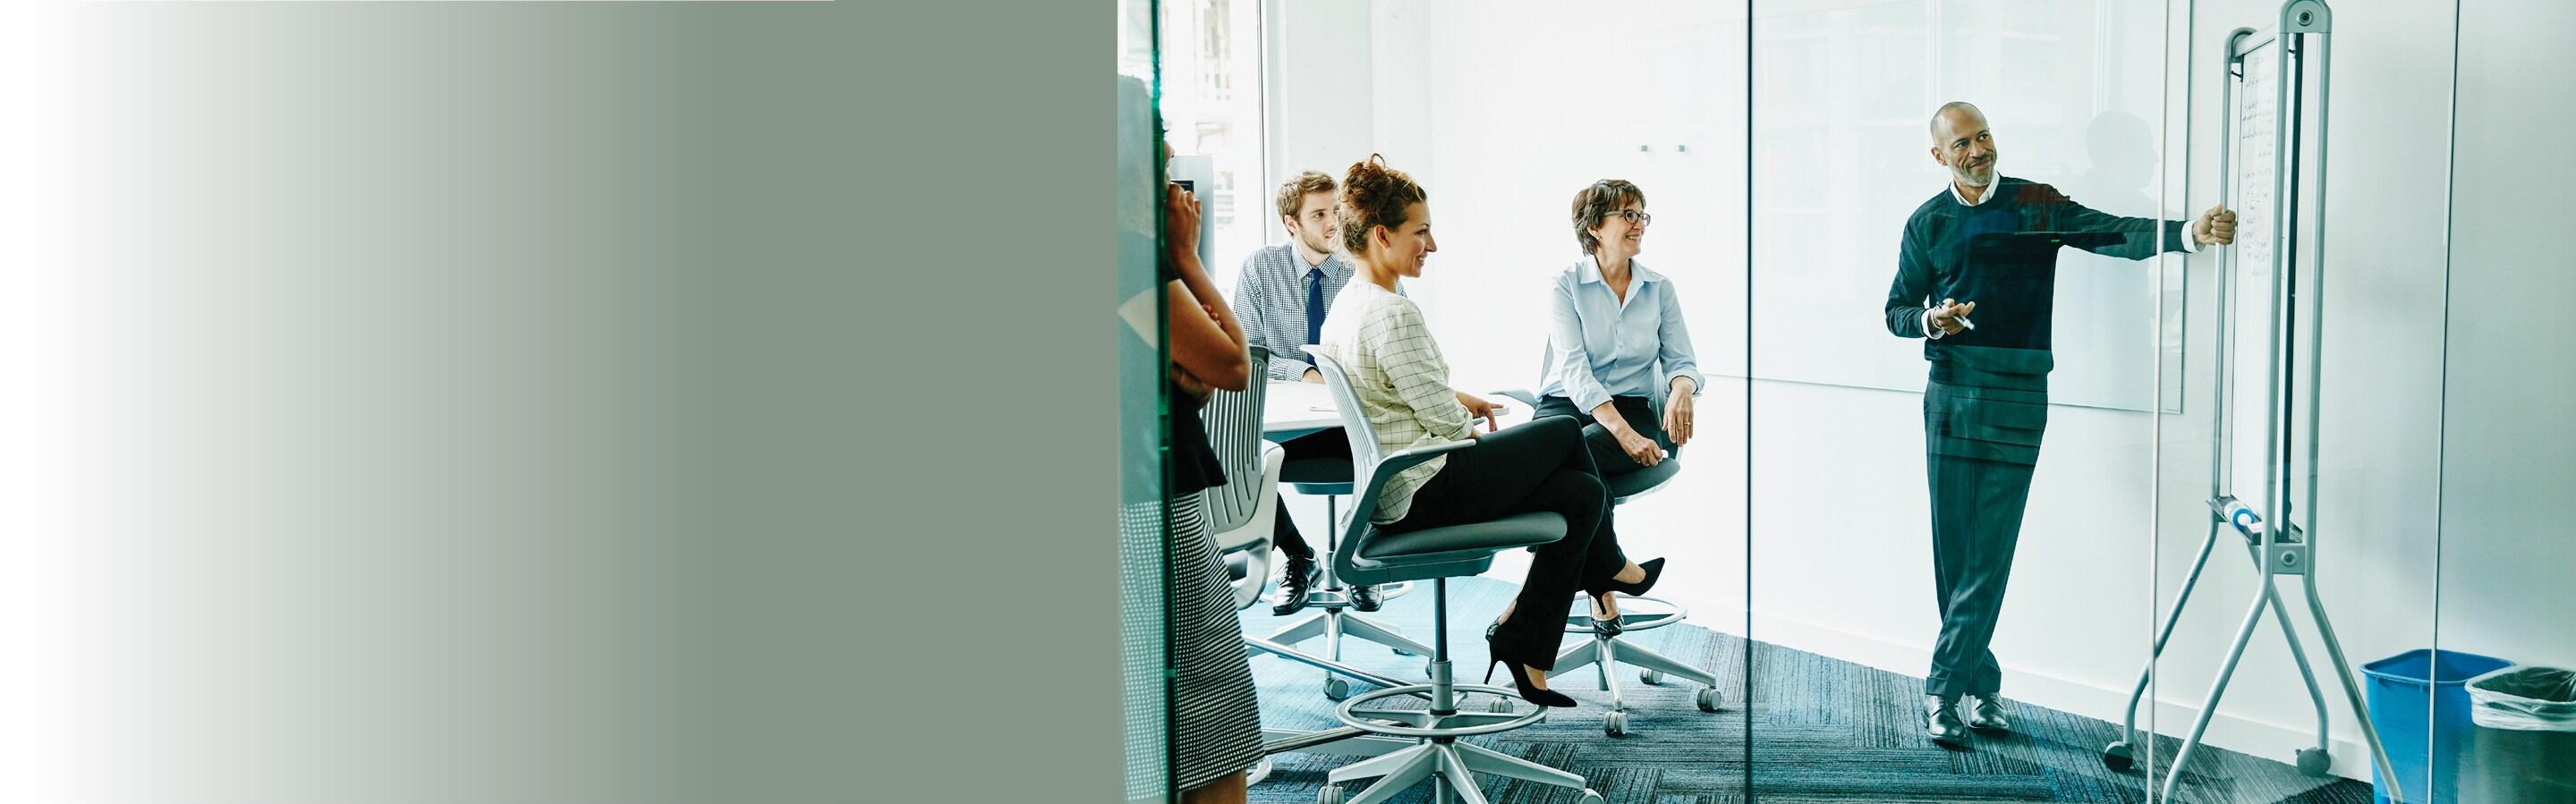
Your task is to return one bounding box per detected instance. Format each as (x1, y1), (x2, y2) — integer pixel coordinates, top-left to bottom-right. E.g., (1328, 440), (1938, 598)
(1304, 350), (1388, 502)
(1214, 443), (1284, 610)
(1313, 349), (1559, 585)
(1198, 345), (1271, 534)
(1305, 350), (1395, 559)
(1535, 340), (1560, 400)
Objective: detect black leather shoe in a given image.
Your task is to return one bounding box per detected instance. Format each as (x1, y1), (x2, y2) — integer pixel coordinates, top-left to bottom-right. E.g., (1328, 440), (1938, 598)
(1270, 554), (1321, 616)
(1349, 583), (1382, 612)
(1964, 694), (2012, 732)
(1926, 695), (1968, 744)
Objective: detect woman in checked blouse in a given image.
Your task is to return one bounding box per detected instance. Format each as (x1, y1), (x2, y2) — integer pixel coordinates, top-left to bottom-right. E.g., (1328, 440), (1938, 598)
(1311, 156), (1666, 709)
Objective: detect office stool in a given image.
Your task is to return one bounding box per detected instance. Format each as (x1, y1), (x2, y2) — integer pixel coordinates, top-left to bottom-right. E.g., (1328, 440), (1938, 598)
(1494, 389), (1724, 736)
(1305, 352), (1601, 804)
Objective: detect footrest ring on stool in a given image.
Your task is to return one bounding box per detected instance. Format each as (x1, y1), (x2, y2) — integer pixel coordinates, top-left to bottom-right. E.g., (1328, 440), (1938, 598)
(1560, 594), (1689, 633)
(1332, 684), (1548, 738)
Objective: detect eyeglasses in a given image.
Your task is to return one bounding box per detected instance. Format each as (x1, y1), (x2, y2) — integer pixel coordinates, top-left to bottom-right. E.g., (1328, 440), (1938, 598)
(1605, 209), (1651, 225)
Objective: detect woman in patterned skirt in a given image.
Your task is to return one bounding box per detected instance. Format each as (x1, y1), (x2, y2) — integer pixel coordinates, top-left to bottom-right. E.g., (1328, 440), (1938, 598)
(1156, 180), (1264, 803)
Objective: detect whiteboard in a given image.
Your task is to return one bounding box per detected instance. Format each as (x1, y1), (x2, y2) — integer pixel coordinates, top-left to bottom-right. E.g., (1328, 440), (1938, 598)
(2220, 33), (2310, 529)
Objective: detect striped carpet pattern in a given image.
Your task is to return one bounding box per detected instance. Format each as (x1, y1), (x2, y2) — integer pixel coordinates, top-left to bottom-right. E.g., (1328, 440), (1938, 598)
(1241, 577), (2372, 803)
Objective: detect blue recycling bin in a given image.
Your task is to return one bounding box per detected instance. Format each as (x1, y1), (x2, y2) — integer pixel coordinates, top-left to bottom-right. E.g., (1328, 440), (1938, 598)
(2361, 649), (2512, 804)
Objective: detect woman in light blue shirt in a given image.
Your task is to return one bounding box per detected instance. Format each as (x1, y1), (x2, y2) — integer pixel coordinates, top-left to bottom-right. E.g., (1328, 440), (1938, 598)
(1535, 179), (1703, 479)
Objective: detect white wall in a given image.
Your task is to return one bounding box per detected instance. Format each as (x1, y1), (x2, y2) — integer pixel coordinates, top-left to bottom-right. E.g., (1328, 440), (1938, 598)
(1364, 0), (1756, 639)
(1267, 0), (1755, 629)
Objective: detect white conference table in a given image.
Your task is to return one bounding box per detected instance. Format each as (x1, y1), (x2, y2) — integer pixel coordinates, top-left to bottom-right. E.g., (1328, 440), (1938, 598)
(1260, 380), (1510, 441)
(1261, 380), (1341, 441)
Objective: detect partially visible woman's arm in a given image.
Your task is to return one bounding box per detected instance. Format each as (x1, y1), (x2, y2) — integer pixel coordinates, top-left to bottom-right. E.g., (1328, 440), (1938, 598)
(1655, 279), (1702, 446)
(1165, 183), (1251, 393)
(1375, 300), (1472, 441)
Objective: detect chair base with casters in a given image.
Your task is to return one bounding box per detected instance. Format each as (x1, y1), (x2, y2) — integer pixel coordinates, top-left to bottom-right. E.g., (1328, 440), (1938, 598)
(1248, 635), (1448, 762)
(1246, 499), (1504, 767)
(1248, 628), (1554, 765)
(1258, 461), (1430, 700)
(1546, 596), (1722, 736)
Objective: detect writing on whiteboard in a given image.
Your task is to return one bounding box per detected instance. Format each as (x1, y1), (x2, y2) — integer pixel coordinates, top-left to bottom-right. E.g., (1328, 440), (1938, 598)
(2235, 41), (2278, 280)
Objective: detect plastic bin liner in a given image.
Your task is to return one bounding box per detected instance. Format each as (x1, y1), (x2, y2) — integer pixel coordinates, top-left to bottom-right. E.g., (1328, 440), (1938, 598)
(2466, 665), (2576, 731)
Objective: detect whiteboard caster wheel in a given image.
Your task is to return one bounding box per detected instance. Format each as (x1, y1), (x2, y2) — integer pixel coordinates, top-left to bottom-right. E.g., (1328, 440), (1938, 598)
(2102, 741), (2135, 772)
(1603, 710), (1628, 737)
(1577, 790), (1604, 803)
(1323, 677), (1351, 700)
(1697, 688), (1723, 712)
(2296, 747), (2331, 776)
(1641, 669), (1665, 686)
(1316, 783), (1345, 804)
(1490, 697), (1514, 715)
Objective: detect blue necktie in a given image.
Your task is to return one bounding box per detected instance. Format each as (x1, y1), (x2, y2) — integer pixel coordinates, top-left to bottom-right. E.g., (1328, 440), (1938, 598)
(1305, 267), (1326, 364)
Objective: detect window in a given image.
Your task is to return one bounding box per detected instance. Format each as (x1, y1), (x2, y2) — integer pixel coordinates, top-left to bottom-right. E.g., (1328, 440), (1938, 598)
(1159, 0), (1266, 296)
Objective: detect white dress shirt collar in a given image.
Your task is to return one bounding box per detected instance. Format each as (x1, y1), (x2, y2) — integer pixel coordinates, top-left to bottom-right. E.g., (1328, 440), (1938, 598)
(1578, 252), (1664, 289)
(1948, 175), (2002, 207)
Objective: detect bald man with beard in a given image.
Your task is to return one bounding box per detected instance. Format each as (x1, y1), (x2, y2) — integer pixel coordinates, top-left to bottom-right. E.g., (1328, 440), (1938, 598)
(1884, 101), (2237, 747)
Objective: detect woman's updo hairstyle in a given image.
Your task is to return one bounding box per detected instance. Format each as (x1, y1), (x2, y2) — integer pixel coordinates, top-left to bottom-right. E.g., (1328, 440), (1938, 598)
(1337, 154), (1428, 255)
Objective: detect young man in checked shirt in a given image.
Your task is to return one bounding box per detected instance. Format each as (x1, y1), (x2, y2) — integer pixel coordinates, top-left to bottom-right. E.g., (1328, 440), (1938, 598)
(1229, 171), (1382, 615)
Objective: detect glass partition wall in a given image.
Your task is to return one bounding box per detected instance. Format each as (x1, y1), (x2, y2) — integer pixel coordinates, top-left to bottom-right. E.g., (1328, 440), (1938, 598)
(1747, 1), (2460, 802)
(2433, 4), (2576, 804)
(1165, 1), (2502, 801)
(1118, 1), (1172, 801)
(2431, 3), (2576, 799)
(1748, 3), (2176, 801)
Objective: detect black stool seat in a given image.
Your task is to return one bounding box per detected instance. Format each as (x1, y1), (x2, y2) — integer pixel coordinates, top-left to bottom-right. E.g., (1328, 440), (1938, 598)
(1358, 512), (1565, 561)
(1282, 457), (1356, 495)
(1605, 457), (1680, 500)
(1342, 512), (1566, 588)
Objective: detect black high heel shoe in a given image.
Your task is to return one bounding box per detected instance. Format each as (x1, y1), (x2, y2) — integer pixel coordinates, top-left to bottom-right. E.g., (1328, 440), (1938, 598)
(1484, 622), (1578, 708)
(1601, 557), (1666, 597)
(1586, 594), (1624, 637)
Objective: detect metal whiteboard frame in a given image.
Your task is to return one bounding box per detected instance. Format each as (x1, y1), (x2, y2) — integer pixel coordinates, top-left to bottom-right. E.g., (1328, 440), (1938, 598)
(2097, 3), (2409, 801)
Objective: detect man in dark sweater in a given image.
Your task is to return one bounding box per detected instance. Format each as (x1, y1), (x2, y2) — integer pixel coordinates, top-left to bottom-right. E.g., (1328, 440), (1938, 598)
(1884, 101), (2236, 746)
